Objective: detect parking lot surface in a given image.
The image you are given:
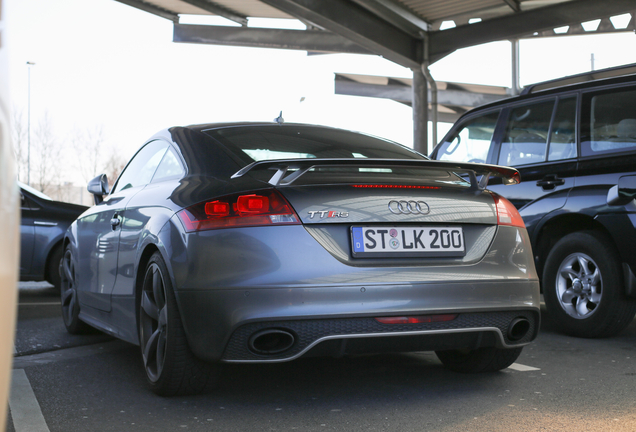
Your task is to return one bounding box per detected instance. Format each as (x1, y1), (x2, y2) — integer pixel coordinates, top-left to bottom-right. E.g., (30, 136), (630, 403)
(8, 282), (636, 431)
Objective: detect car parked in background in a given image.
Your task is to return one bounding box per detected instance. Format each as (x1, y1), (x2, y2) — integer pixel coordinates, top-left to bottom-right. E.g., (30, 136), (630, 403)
(19, 182), (88, 290)
(61, 122), (539, 396)
(431, 65), (636, 339)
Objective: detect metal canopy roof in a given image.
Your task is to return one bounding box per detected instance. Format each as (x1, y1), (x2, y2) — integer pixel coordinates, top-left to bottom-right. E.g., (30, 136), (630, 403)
(334, 73), (509, 123)
(116, 0), (636, 68)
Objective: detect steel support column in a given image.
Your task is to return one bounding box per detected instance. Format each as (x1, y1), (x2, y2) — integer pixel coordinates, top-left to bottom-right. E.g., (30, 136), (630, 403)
(412, 68), (428, 155)
(511, 39), (521, 95)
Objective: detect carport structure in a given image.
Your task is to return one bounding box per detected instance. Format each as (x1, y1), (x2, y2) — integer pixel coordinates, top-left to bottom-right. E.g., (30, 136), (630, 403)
(115, 0), (635, 153)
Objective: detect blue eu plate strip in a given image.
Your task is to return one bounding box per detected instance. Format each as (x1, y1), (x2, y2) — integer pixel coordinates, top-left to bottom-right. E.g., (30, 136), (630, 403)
(352, 227), (364, 252)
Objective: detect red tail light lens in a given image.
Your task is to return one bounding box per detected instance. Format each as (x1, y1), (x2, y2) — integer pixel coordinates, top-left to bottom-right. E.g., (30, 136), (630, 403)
(178, 190), (300, 232)
(375, 314), (458, 324)
(492, 194), (525, 228)
(237, 195), (269, 213)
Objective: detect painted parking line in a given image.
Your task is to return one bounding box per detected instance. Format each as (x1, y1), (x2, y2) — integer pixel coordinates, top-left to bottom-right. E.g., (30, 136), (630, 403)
(9, 369), (50, 432)
(12, 339), (129, 368)
(508, 362), (541, 372)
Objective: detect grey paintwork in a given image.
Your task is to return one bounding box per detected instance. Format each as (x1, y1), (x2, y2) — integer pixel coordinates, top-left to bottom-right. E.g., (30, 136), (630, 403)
(65, 122), (540, 364)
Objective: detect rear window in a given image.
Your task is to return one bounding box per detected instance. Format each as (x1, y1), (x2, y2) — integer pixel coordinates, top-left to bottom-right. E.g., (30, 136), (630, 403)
(204, 125), (470, 187)
(582, 86), (636, 157)
(203, 125), (425, 164)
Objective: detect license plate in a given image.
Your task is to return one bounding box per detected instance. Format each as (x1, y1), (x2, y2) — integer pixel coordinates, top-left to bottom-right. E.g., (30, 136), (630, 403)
(351, 226), (465, 258)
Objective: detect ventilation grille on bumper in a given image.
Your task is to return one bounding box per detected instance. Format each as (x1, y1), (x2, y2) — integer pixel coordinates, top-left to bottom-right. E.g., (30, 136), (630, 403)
(222, 310), (538, 361)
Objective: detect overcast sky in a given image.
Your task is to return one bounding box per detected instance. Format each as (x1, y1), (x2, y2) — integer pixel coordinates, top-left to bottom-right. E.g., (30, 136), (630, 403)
(6, 0), (636, 185)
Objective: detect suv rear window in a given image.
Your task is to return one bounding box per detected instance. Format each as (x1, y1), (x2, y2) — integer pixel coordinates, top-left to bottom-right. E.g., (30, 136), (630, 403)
(582, 86), (636, 157)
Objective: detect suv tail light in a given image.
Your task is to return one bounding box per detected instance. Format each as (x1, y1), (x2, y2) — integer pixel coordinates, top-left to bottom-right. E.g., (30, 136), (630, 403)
(178, 189), (300, 232)
(492, 194), (525, 228)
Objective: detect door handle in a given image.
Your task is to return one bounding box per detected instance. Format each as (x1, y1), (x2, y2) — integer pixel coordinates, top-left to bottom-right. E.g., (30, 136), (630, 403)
(536, 175), (565, 190)
(110, 214), (121, 228)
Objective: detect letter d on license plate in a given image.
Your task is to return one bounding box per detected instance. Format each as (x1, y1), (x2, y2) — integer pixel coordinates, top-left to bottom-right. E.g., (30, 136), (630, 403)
(351, 226), (465, 258)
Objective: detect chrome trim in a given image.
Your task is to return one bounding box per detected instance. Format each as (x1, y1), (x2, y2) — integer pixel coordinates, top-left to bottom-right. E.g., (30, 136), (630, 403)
(222, 326), (528, 364)
(34, 221), (58, 227)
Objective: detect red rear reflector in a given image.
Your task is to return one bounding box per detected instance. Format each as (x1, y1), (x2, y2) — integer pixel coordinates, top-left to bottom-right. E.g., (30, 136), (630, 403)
(492, 194), (525, 228)
(353, 184), (440, 190)
(375, 314), (458, 324)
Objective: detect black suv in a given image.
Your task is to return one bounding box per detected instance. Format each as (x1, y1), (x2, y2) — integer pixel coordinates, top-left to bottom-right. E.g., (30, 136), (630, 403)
(431, 65), (636, 338)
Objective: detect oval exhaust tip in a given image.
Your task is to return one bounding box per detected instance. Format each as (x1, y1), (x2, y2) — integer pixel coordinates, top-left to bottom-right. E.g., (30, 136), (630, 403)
(248, 329), (295, 355)
(507, 318), (531, 342)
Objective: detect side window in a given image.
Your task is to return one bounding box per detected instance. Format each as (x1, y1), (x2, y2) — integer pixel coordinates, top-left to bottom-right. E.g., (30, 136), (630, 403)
(112, 140), (169, 194)
(548, 97), (577, 161)
(498, 100), (555, 166)
(581, 86), (636, 157)
(151, 147), (185, 183)
(437, 110), (500, 163)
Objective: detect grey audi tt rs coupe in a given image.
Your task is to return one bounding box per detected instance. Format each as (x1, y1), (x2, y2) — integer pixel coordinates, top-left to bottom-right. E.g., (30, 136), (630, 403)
(62, 122), (540, 395)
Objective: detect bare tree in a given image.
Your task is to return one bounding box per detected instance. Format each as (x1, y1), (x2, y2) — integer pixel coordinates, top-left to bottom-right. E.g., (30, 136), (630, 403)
(31, 112), (62, 195)
(72, 125), (106, 183)
(11, 107), (27, 182)
(102, 150), (127, 189)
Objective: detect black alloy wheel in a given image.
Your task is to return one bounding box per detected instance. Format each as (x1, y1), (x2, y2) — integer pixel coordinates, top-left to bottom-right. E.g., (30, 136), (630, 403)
(60, 245), (90, 334)
(139, 252), (219, 396)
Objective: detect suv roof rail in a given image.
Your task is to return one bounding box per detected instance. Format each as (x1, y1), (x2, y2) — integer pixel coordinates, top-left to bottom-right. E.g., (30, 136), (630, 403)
(521, 63), (636, 95)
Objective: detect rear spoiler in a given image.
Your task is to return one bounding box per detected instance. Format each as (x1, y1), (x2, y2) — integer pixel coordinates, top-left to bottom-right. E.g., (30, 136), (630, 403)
(231, 158), (520, 191)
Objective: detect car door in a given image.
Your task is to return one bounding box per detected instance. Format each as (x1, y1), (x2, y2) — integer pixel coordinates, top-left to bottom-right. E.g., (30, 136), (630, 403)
(76, 140), (169, 312)
(110, 143), (186, 300)
(487, 96), (578, 234)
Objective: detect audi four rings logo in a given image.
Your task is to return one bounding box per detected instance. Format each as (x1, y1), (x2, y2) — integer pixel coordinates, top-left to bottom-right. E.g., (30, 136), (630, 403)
(388, 200), (430, 215)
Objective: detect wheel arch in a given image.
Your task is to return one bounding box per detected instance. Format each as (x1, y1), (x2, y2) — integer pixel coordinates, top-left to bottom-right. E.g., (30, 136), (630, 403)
(43, 240), (64, 283)
(533, 213), (615, 285)
(134, 243), (162, 339)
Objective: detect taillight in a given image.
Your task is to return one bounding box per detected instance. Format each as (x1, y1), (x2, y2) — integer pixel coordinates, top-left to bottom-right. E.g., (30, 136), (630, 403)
(492, 194), (525, 228)
(177, 190), (300, 232)
(375, 314), (458, 324)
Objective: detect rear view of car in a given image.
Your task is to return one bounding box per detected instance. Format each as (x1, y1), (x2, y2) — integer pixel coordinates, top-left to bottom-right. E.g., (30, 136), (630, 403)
(63, 123), (540, 395)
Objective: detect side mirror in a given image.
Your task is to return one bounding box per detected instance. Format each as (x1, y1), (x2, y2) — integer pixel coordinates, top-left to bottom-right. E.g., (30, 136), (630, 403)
(87, 174), (110, 205)
(607, 175), (636, 206)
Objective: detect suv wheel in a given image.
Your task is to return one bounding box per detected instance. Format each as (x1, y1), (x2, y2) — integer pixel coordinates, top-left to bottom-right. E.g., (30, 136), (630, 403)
(543, 231), (636, 338)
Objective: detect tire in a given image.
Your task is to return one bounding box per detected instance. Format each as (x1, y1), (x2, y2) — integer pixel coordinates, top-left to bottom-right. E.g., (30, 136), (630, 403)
(542, 231), (636, 338)
(436, 346), (523, 373)
(60, 245), (91, 334)
(139, 252), (220, 396)
(47, 244), (63, 291)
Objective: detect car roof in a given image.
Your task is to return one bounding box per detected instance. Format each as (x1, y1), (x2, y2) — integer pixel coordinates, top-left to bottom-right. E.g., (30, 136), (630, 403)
(457, 71), (636, 121)
(183, 122), (350, 134)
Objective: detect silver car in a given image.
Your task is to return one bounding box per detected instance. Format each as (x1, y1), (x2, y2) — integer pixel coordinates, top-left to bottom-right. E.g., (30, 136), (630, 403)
(62, 123), (540, 395)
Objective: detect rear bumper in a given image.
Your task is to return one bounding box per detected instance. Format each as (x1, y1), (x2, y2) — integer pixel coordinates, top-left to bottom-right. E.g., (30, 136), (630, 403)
(175, 279), (540, 362)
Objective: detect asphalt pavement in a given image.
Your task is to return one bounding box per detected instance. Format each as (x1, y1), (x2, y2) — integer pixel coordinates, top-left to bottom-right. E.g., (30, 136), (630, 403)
(7, 282), (636, 432)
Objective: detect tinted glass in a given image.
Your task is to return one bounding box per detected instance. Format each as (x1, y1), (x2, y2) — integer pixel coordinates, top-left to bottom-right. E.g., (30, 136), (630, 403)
(151, 147), (185, 183)
(437, 111), (500, 163)
(547, 97), (577, 161)
(112, 140), (168, 194)
(498, 100), (555, 166)
(581, 86), (636, 157)
(204, 126), (424, 164)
